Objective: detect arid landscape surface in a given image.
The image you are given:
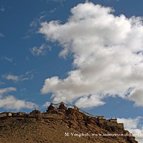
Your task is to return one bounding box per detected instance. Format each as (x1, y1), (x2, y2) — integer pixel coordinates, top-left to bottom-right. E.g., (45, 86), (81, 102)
(0, 103), (138, 143)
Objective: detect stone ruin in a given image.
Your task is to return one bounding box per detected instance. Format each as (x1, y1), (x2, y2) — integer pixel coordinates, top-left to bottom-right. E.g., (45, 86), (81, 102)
(0, 102), (124, 132)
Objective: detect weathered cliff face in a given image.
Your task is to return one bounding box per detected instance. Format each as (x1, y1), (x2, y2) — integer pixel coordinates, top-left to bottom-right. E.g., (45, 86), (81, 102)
(0, 103), (138, 143)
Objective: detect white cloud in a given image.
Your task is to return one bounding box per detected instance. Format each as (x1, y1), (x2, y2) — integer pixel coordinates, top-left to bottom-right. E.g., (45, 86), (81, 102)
(118, 117), (143, 143)
(0, 96), (37, 110)
(127, 88), (143, 107)
(4, 74), (19, 81)
(0, 87), (37, 110)
(39, 2), (143, 107)
(43, 101), (51, 108)
(3, 72), (34, 82)
(75, 95), (105, 108)
(31, 44), (51, 56)
(0, 87), (16, 95)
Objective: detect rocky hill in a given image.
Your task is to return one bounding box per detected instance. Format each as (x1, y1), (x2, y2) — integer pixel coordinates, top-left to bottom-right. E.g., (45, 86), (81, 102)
(0, 102), (138, 143)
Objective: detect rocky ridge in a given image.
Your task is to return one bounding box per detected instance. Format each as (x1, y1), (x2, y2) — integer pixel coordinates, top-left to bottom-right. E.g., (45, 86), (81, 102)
(0, 102), (138, 143)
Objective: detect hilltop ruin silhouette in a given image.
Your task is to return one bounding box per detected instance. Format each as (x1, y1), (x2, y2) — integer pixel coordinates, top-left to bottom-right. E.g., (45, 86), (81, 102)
(0, 102), (138, 143)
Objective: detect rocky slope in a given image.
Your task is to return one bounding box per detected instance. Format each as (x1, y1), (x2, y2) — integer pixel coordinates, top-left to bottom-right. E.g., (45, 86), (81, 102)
(0, 103), (138, 143)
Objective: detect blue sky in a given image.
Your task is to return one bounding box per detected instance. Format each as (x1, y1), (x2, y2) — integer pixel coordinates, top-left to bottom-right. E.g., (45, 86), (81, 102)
(0, 0), (143, 112)
(0, 0), (143, 114)
(1, 0), (143, 141)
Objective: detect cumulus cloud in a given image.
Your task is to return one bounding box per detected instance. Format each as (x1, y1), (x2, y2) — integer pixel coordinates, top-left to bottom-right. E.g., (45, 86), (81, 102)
(31, 44), (51, 56)
(0, 87), (37, 110)
(75, 94), (105, 108)
(127, 88), (143, 107)
(39, 2), (143, 107)
(118, 117), (143, 143)
(0, 96), (37, 110)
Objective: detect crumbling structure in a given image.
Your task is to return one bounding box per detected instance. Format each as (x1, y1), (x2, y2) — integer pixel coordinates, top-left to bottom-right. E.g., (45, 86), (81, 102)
(0, 102), (124, 131)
